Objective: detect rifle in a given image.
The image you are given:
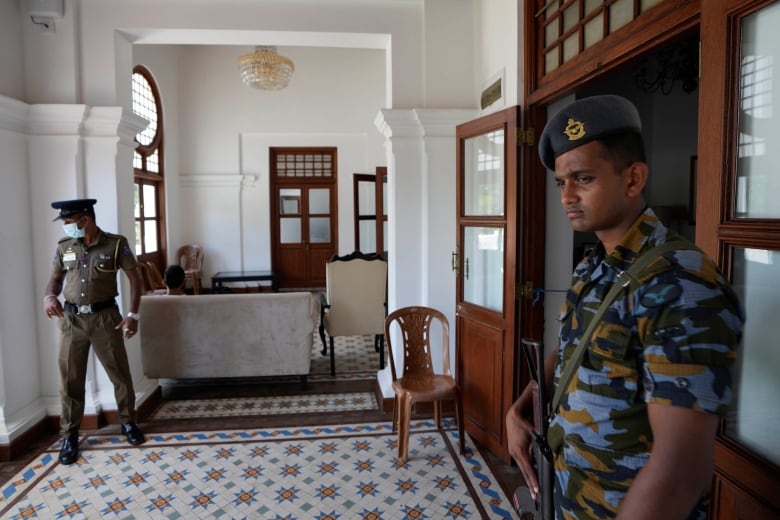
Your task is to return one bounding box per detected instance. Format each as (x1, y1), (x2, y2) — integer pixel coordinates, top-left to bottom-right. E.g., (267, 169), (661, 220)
(515, 338), (554, 520)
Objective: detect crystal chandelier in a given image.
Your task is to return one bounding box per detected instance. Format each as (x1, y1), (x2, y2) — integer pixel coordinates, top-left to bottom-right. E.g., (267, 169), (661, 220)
(238, 46), (294, 90)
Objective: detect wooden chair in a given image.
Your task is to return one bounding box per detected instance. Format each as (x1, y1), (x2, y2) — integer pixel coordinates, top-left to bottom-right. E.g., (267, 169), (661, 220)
(137, 261), (167, 295)
(384, 305), (465, 463)
(319, 251), (387, 376)
(176, 244), (204, 294)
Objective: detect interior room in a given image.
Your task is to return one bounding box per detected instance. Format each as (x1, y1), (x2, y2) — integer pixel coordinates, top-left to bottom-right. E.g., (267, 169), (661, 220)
(1, 1), (778, 518)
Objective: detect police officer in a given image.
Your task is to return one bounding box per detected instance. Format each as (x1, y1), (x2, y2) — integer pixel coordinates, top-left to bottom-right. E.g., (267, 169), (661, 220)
(43, 199), (145, 465)
(506, 95), (744, 519)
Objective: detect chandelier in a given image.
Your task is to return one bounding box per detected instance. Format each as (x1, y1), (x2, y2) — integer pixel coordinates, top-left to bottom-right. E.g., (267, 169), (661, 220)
(238, 46), (294, 90)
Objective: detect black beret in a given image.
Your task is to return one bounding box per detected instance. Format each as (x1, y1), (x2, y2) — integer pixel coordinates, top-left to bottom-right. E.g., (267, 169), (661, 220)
(51, 198), (97, 221)
(538, 94), (642, 171)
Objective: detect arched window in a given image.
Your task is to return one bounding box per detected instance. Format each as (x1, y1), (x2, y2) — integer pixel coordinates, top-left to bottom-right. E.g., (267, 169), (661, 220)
(131, 65), (166, 270)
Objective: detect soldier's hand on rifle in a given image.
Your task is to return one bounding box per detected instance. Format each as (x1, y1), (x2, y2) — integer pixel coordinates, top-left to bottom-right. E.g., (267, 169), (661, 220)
(507, 398), (540, 499)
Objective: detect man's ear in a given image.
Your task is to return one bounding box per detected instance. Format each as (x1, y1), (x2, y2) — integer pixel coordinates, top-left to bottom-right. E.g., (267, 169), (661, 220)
(625, 162), (648, 197)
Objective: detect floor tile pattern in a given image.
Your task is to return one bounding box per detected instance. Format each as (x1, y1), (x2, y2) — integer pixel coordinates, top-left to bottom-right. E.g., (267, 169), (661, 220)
(309, 333), (380, 380)
(0, 421), (519, 520)
(151, 393), (378, 420)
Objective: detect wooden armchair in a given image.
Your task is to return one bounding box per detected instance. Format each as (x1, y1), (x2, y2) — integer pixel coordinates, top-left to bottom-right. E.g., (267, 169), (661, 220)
(137, 261), (167, 295)
(319, 251), (387, 376)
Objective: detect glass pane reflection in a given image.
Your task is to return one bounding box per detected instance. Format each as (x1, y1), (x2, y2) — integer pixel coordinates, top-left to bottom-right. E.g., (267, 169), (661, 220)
(735, 3), (780, 218)
(464, 130), (504, 216)
(463, 226), (504, 311)
(727, 247), (780, 466)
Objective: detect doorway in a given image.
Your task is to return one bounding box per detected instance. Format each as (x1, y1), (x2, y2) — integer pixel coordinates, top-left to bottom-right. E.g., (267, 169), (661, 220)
(270, 147), (338, 289)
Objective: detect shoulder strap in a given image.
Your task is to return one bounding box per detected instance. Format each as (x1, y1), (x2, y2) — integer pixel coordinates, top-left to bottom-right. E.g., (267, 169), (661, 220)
(550, 241), (697, 414)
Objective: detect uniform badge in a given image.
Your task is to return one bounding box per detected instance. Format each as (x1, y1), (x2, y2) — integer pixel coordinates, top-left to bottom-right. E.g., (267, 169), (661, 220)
(641, 283), (682, 307)
(563, 118), (586, 141)
(63, 252), (77, 262)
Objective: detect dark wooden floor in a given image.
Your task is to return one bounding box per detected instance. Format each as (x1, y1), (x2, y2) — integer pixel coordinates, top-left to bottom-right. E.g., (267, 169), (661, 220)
(0, 377), (524, 503)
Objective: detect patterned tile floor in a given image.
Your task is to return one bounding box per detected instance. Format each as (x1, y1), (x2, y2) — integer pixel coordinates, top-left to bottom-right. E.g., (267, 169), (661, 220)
(0, 420), (519, 519)
(151, 393), (378, 420)
(0, 331), (524, 519)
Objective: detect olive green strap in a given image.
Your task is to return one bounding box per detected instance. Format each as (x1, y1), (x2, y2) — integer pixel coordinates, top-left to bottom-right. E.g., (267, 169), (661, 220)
(550, 241), (696, 415)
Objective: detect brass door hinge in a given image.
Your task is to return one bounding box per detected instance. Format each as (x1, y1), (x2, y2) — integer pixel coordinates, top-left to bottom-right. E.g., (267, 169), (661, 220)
(516, 281), (533, 299)
(517, 128), (535, 146)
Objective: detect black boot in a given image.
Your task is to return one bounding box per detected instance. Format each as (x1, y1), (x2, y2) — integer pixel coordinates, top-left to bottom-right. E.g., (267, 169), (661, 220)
(121, 422), (145, 445)
(58, 433), (79, 465)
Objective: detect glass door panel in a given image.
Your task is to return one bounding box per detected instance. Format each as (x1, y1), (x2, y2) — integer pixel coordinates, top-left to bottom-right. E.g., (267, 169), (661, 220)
(727, 247), (780, 466)
(309, 188), (330, 214)
(463, 130), (505, 216)
(734, 2), (780, 218)
(462, 226), (505, 311)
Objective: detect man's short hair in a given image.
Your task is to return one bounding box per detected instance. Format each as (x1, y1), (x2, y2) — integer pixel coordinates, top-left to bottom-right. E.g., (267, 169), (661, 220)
(164, 265), (186, 289)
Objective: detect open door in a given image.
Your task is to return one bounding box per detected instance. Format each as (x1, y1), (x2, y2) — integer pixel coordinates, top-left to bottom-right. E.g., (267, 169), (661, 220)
(454, 105), (545, 462)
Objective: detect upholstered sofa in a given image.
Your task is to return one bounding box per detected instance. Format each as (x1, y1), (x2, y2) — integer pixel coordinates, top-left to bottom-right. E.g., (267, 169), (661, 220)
(138, 292), (317, 384)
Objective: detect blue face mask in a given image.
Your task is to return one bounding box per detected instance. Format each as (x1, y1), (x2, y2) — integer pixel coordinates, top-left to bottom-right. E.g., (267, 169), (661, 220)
(63, 221), (85, 239)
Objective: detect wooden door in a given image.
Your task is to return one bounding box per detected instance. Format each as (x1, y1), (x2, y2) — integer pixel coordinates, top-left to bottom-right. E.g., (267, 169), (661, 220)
(353, 167), (387, 257)
(699, 1), (780, 517)
(454, 106), (544, 462)
(270, 148), (337, 289)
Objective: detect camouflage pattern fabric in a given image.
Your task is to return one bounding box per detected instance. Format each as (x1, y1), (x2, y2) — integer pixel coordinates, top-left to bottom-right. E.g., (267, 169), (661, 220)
(547, 208), (744, 520)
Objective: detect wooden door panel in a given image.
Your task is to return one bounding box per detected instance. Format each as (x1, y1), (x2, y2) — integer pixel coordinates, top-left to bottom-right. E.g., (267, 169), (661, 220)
(457, 315), (504, 455)
(277, 247), (307, 288)
(308, 246), (332, 287)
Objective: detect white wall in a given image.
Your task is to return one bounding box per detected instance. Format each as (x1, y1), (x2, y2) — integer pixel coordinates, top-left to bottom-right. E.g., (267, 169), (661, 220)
(1, 0), (530, 444)
(476, 0), (518, 112)
(0, 0), (25, 100)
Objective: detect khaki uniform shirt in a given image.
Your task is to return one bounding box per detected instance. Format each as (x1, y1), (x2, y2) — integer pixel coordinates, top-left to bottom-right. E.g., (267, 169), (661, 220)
(52, 229), (137, 304)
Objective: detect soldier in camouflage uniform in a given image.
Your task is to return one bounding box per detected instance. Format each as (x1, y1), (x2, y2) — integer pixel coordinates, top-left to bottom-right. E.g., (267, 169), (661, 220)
(43, 199), (146, 466)
(506, 95), (744, 519)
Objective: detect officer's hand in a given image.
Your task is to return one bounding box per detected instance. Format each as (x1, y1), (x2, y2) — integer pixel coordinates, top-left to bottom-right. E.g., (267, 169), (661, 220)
(506, 401), (539, 499)
(116, 317), (138, 339)
(44, 295), (63, 319)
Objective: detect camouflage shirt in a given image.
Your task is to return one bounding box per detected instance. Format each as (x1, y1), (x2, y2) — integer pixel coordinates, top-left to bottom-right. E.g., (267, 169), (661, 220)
(547, 208), (744, 520)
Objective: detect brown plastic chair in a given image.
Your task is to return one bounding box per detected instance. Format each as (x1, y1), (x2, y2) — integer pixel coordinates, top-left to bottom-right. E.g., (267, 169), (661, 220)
(176, 245), (204, 294)
(384, 305), (465, 463)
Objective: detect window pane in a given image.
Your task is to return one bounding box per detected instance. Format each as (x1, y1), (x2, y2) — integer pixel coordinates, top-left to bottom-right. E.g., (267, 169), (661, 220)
(131, 72), (158, 145)
(143, 220), (158, 253)
(359, 219), (377, 253)
(584, 13), (604, 49)
(357, 180), (376, 215)
(133, 184), (140, 219)
(142, 184), (156, 218)
(735, 3), (780, 218)
(280, 218), (301, 243)
(727, 247), (780, 466)
(134, 221), (142, 255)
(609, 0), (633, 33)
(309, 188), (330, 214)
(463, 226), (504, 312)
(464, 129), (505, 216)
(309, 217), (330, 243)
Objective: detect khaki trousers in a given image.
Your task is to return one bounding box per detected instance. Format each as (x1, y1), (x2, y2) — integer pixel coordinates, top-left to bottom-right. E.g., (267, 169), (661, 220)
(58, 307), (136, 437)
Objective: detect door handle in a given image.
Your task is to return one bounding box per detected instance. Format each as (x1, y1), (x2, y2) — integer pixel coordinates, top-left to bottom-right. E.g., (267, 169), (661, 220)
(465, 258), (470, 280)
(451, 248), (459, 273)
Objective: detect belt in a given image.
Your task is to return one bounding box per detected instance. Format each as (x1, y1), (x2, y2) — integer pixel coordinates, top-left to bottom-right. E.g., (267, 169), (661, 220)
(64, 299), (117, 315)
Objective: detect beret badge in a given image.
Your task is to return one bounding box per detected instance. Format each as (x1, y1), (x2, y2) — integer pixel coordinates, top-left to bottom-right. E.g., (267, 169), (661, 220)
(563, 118), (586, 141)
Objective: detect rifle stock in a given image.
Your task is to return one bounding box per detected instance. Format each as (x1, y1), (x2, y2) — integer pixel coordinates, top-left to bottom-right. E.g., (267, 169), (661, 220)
(521, 338), (555, 520)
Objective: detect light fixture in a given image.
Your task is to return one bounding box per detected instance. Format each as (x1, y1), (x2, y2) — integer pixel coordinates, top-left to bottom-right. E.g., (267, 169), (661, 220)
(238, 46), (295, 91)
(634, 39), (699, 95)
